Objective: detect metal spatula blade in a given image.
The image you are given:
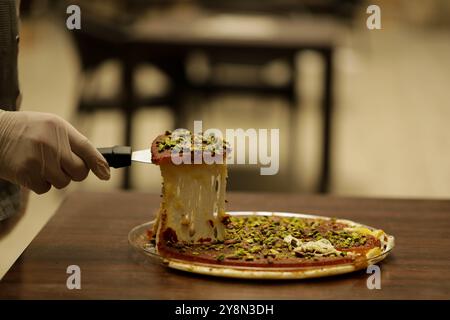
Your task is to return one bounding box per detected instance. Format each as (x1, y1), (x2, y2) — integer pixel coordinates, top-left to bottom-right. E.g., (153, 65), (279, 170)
(131, 149), (152, 164)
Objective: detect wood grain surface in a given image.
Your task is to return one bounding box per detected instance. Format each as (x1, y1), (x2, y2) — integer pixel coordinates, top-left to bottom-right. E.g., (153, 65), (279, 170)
(0, 191), (449, 299)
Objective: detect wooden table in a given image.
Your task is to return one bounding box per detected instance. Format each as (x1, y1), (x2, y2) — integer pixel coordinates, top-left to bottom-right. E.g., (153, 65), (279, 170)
(1, 191), (449, 299)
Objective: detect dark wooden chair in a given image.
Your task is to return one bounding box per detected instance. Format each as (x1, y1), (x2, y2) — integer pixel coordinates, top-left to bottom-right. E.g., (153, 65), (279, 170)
(62, 1), (354, 192)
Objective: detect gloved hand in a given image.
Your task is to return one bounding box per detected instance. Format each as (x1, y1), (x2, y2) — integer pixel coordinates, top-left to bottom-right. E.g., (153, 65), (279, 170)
(0, 110), (110, 194)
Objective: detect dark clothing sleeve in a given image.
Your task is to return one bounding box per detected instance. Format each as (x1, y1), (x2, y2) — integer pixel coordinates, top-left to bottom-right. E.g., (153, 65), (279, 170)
(0, 0), (21, 221)
(0, 0), (19, 110)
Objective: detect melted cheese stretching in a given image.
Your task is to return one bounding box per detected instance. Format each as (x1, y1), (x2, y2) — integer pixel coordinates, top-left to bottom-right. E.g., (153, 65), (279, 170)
(156, 163), (227, 244)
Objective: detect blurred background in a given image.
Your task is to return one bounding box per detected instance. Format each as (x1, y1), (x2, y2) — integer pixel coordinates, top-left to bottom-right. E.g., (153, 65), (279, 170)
(3, 0), (450, 277)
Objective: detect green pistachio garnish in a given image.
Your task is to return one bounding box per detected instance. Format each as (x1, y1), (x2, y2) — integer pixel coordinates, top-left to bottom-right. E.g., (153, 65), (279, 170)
(165, 215), (373, 263)
(156, 130), (230, 155)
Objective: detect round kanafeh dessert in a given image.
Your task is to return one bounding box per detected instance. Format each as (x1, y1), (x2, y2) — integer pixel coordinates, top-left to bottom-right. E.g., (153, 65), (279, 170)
(142, 130), (394, 279)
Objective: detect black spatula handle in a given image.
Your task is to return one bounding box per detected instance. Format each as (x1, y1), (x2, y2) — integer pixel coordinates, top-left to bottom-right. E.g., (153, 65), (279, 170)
(98, 146), (132, 168)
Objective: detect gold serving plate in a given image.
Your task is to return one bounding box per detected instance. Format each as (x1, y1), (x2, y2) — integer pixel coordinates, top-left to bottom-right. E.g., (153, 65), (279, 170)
(128, 211), (395, 280)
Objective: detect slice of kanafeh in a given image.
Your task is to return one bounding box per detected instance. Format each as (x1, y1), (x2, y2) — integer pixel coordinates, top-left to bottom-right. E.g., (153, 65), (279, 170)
(151, 130), (229, 250)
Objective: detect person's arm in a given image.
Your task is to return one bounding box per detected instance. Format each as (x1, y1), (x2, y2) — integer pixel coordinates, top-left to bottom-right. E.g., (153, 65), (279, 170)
(0, 110), (110, 194)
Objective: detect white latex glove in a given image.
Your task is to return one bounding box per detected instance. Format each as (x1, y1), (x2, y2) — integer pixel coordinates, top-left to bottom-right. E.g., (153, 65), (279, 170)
(0, 110), (110, 194)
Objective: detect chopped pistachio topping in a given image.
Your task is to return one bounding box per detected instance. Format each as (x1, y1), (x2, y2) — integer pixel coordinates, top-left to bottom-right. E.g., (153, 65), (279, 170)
(161, 216), (375, 263)
(156, 130), (230, 155)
